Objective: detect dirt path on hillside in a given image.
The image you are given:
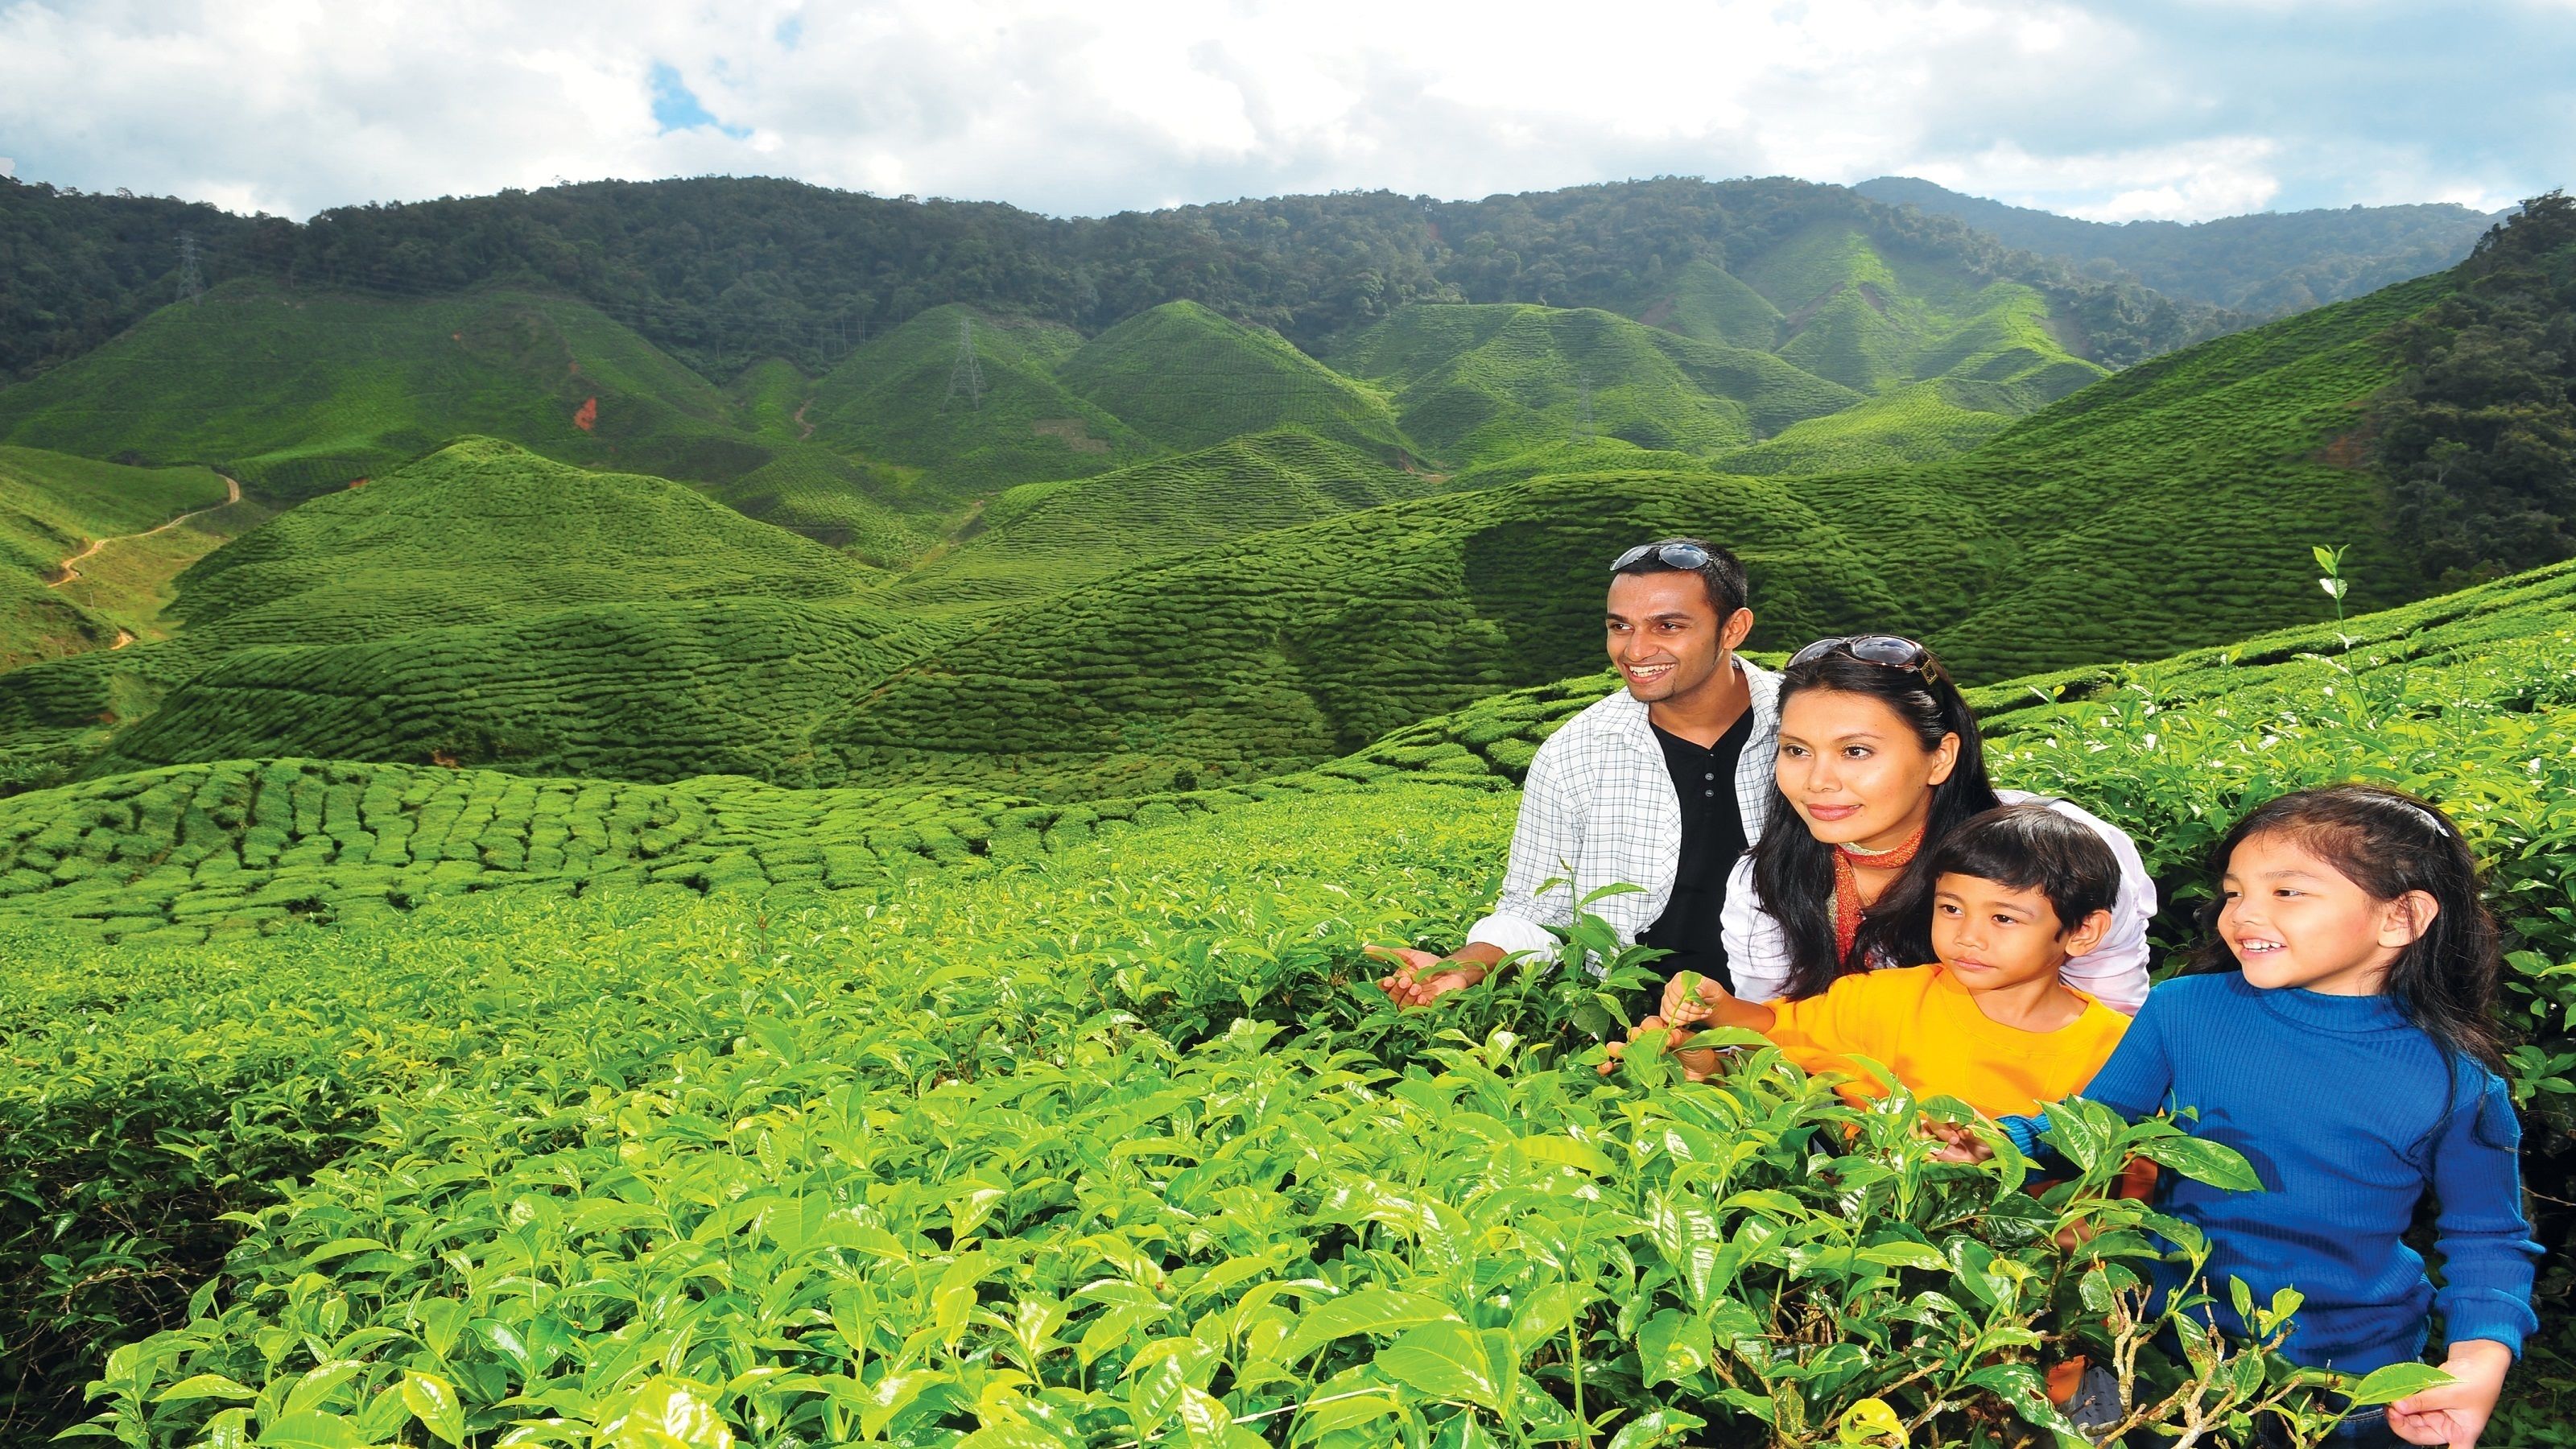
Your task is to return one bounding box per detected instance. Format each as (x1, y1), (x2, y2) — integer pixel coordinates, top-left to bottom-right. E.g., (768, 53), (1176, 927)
(794, 398), (816, 440)
(47, 475), (244, 588)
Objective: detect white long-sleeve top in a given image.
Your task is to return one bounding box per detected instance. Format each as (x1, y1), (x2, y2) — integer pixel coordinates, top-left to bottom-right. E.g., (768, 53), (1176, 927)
(1464, 662), (1783, 961)
(1719, 789), (2157, 1013)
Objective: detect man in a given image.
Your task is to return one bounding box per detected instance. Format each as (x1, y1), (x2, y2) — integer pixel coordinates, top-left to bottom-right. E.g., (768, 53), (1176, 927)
(1375, 537), (1781, 1008)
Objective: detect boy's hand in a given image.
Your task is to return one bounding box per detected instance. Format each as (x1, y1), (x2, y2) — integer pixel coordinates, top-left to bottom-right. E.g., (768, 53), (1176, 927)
(2387, 1340), (2510, 1447)
(1922, 1119), (1996, 1164)
(1368, 946), (1486, 1007)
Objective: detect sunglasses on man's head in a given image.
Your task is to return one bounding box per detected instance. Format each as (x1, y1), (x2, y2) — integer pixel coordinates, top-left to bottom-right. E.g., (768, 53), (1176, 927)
(1610, 541), (1711, 573)
(1790, 634), (1939, 683)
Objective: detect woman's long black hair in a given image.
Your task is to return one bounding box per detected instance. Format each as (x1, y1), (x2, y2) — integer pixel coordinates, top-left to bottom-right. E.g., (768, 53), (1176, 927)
(1753, 645), (2000, 999)
(2186, 784), (2504, 1070)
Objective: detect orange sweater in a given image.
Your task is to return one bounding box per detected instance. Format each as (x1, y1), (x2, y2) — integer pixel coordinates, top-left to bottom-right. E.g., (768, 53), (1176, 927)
(1761, 964), (2128, 1119)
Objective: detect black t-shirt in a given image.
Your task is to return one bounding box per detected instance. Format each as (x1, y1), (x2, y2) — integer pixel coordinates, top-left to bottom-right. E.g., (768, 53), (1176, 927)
(1637, 710), (1758, 997)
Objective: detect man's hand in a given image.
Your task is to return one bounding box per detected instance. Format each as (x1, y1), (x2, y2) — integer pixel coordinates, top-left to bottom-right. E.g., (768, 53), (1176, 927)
(1368, 946), (1488, 1008)
(2388, 1339), (2511, 1447)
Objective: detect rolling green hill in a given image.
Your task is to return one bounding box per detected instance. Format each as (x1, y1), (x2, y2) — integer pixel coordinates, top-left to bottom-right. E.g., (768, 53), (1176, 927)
(1331, 303), (1858, 460)
(802, 303), (1154, 505)
(1723, 220), (2107, 404)
(0, 279), (756, 500)
(1824, 270), (2450, 678)
(0, 439), (899, 786)
(0, 279), (939, 568)
(886, 429), (1448, 609)
(1054, 300), (1412, 458)
(0, 448), (247, 668)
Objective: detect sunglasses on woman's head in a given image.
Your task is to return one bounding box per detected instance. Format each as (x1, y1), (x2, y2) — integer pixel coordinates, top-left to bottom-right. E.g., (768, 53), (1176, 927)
(1790, 634), (1939, 683)
(1610, 541), (1711, 573)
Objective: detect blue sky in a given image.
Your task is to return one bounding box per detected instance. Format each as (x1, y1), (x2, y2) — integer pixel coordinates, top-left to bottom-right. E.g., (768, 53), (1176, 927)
(0, 0), (2567, 223)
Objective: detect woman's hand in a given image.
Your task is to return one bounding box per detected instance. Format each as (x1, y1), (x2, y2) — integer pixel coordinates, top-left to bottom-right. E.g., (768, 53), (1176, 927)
(1661, 969), (1726, 1026)
(1368, 946), (1487, 1007)
(2387, 1339), (2511, 1447)
(1599, 1016), (1723, 1080)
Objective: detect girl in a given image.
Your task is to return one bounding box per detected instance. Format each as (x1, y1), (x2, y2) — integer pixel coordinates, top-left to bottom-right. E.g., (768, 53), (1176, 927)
(1716, 634), (2156, 1011)
(1996, 786), (2540, 1446)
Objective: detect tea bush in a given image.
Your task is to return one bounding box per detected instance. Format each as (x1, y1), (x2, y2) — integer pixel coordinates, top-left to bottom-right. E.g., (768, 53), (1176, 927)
(12, 789), (2392, 1448)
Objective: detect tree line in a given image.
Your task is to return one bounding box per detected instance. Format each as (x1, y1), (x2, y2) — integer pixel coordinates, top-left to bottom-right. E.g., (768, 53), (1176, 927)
(2, 173), (2231, 385)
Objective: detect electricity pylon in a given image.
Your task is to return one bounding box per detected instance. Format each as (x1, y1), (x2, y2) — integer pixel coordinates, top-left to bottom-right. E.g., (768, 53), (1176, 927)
(177, 230), (204, 306)
(946, 315), (985, 409)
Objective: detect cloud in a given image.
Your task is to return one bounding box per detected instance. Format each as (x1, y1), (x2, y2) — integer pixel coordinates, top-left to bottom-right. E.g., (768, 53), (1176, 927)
(0, 0), (2566, 222)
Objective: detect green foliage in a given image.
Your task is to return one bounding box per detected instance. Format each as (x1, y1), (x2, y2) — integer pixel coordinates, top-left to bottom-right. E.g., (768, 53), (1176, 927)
(1055, 302), (1412, 460)
(1856, 175), (2499, 315)
(2370, 192), (2576, 587)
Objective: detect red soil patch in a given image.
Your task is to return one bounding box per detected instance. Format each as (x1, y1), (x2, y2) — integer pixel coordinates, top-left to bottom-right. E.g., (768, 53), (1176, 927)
(573, 397), (599, 432)
(347, 477), (369, 490)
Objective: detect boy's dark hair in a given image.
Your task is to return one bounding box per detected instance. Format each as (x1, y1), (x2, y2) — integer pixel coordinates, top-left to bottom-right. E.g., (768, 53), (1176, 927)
(1856, 803), (2120, 969)
(1756, 642), (2003, 997)
(2186, 784), (2503, 1069)
(1611, 535), (1750, 620)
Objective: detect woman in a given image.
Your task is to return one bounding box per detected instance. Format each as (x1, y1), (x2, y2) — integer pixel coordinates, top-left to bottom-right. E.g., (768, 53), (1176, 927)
(1718, 634), (2153, 1011)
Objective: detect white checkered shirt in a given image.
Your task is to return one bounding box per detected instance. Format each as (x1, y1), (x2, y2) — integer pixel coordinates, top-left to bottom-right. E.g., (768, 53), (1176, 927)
(1466, 660), (1782, 962)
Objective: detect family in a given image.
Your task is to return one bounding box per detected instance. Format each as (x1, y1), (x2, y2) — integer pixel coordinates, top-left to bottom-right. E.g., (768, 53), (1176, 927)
(1368, 539), (2538, 1447)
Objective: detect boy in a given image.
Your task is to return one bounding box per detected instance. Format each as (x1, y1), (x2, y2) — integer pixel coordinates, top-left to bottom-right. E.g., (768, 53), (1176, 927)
(1627, 803), (2130, 1121)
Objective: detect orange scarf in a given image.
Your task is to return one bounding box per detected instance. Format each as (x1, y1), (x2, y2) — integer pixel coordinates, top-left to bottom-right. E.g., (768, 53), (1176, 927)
(1833, 825), (1926, 968)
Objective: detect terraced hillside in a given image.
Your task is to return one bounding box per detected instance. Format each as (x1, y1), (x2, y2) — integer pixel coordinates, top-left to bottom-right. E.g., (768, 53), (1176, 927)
(1814, 270), (2451, 678)
(801, 303), (1153, 506)
(0, 439), (909, 787)
(0, 448), (250, 668)
(888, 430), (1448, 609)
(1055, 301), (1411, 458)
(11, 554), (2567, 947)
(1332, 303), (1857, 460)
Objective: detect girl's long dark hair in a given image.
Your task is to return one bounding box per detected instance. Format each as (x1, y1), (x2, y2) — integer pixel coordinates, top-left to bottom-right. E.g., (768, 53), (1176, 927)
(1754, 646), (2000, 999)
(2186, 784), (2504, 1069)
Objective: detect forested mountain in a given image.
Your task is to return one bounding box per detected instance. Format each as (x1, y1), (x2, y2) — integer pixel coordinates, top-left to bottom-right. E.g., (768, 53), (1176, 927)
(2, 173), (2228, 386)
(1856, 175), (2502, 314)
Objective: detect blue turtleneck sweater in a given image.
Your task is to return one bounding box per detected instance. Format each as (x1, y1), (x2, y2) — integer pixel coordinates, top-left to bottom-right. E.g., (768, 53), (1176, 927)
(2007, 972), (2539, 1372)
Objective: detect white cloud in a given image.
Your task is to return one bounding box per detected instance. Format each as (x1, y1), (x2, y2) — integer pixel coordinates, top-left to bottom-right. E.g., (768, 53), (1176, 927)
(0, 0), (2566, 221)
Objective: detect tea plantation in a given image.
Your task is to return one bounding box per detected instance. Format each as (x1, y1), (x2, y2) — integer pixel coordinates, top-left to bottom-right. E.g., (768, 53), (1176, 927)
(2, 558), (2571, 1445)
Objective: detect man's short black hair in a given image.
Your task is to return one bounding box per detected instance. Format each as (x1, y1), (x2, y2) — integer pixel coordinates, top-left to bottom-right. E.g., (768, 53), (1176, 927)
(1925, 803), (2120, 935)
(1611, 536), (1750, 620)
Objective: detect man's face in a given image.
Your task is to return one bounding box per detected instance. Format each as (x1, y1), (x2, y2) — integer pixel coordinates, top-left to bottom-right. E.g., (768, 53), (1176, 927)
(1606, 571), (1732, 704)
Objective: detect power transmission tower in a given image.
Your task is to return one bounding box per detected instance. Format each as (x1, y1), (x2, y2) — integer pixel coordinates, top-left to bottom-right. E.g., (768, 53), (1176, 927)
(176, 229), (204, 306)
(1570, 373), (1595, 444)
(946, 314), (985, 409)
